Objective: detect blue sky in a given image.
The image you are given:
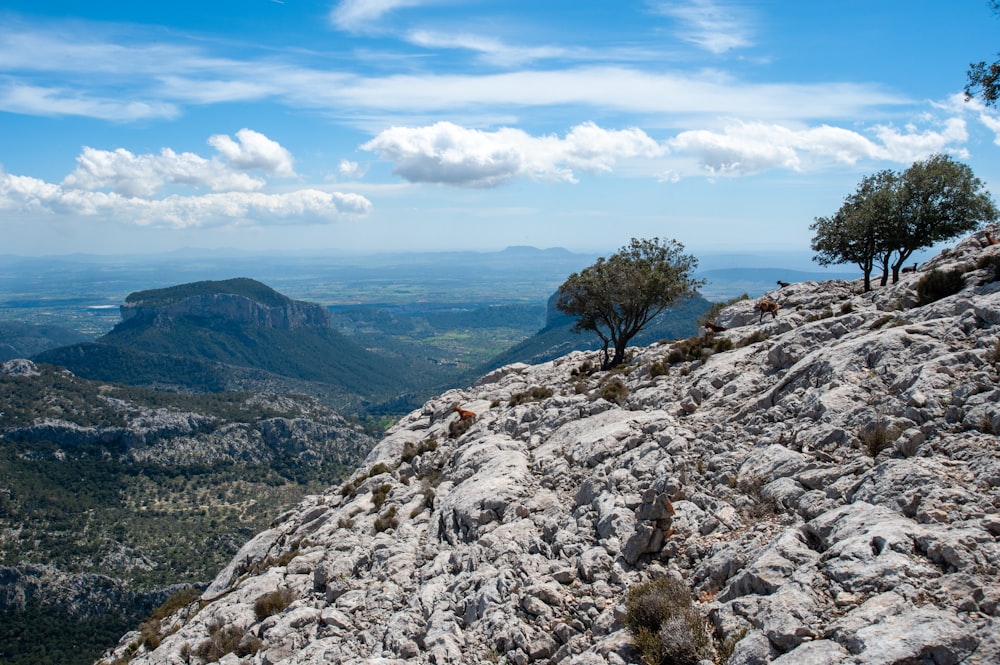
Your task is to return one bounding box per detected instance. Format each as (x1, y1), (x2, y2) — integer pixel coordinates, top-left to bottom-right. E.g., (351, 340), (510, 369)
(1, 1), (998, 258)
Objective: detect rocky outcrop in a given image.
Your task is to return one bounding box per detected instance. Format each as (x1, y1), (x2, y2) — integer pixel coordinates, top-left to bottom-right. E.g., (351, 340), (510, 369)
(120, 292), (331, 331)
(110, 230), (1000, 664)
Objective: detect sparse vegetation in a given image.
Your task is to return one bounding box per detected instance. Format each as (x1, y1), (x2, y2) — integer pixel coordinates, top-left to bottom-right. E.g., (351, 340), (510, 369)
(625, 577), (711, 665)
(916, 268), (967, 306)
(254, 588), (296, 622)
(597, 378), (629, 405)
(860, 414), (897, 457)
(666, 335), (733, 364)
(976, 252), (1000, 283)
(374, 505), (399, 533)
(508, 386), (555, 406)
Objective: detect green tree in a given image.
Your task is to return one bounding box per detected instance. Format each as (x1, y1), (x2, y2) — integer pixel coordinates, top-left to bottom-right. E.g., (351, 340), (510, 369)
(811, 155), (997, 291)
(890, 154), (998, 282)
(811, 169), (897, 292)
(965, 1), (1000, 106)
(555, 237), (704, 370)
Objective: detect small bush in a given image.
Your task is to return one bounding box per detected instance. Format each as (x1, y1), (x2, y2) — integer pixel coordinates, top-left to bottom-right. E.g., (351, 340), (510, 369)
(649, 359), (669, 378)
(253, 588), (296, 622)
(625, 577), (711, 665)
(840, 301), (854, 315)
(367, 462), (393, 477)
(597, 378), (628, 405)
(372, 483), (392, 509)
(859, 415), (896, 457)
(571, 360), (596, 376)
(194, 620), (248, 661)
(449, 416), (473, 438)
(977, 253), (1000, 283)
(508, 386), (554, 406)
(374, 505), (399, 533)
(401, 437), (439, 463)
(916, 268), (966, 306)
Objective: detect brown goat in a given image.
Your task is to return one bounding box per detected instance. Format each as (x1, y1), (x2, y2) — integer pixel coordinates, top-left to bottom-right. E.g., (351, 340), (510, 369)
(757, 299), (780, 322)
(776, 280), (791, 288)
(703, 321), (727, 334)
(453, 405), (477, 420)
(985, 231), (999, 246)
(901, 263), (918, 274)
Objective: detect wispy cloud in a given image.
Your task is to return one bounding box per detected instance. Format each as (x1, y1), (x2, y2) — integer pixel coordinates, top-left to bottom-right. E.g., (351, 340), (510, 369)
(405, 30), (572, 66)
(330, 0), (426, 32)
(652, 0), (753, 54)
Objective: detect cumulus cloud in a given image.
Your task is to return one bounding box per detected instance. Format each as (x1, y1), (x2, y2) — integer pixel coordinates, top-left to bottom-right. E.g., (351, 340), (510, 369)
(62, 129), (296, 197)
(0, 169), (371, 228)
(207, 128), (295, 176)
(330, 0), (424, 31)
(0, 131), (369, 228)
(667, 119), (970, 175)
(653, 0), (753, 54)
(361, 121), (665, 187)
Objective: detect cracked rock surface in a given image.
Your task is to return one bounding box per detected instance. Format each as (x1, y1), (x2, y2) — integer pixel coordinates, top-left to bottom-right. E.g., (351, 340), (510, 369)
(107, 230), (1000, 664)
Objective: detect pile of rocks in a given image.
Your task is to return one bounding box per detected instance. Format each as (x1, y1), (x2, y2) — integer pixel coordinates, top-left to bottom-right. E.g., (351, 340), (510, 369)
(110, 230), (1000, 664)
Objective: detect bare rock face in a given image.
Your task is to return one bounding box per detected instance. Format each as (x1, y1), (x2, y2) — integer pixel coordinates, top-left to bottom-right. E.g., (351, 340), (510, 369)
(110, 230), (1000, 664)
(120, 293), (331, 330)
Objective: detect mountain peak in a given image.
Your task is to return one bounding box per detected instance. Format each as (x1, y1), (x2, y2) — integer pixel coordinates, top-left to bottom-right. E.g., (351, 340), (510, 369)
(119, 277), (330, 331)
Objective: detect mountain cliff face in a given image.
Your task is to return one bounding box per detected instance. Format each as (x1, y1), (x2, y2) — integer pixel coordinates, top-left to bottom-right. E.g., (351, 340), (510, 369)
(120, 278), (332, 330)
(107, 231), (1000, 665)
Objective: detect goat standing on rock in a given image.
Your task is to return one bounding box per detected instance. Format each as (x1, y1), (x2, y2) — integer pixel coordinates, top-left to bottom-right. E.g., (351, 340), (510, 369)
(757, 300), (780, 323)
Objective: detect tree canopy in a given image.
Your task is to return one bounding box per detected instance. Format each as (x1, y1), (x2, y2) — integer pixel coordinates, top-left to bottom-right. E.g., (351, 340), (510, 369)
(555, 237), (704, 369)
(811, 155), (998, 291)
(965, 1), (1000, 106)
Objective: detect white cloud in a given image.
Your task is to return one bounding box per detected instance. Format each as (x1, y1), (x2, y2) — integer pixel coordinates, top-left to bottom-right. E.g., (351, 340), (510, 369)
(330, 0), (425, 31)
(0, 169), (371, 228)
(338, 159), (367, 178)
(667, 119), (970, 175)
(207, 129), (296, 176)
(405, 30), (571, 66)
(0, 82), (178, 121)
(62, 130), (296, 197)
(361, 121), (665, 187)
(871, 118), (969, 162)
(653, 0), (753, 54)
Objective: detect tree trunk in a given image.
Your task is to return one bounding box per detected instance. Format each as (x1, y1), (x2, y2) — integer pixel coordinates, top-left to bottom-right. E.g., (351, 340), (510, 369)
(607, 345), (626, 369)
(863, 271), (872, 292)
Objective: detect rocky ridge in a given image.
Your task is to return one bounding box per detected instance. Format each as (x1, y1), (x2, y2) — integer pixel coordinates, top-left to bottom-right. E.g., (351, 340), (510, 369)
(111, 230), (1000, 665)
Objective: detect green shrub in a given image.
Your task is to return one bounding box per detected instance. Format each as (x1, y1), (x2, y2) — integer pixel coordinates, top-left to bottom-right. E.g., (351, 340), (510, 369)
(916, 268), (966, 305)
(372, 483), (392, 509)
(448, 416), (473, 439)
(508, 386), (554, 406)
(598, 378), (628, 405)
(194, 619), (250, 661)
(374, 505), (399, 533)
(977, 253), (1000, 283)
(253, 588), (296, 622)
(625, 577), (710, 665)
(840, 301), (854, 315)
(649, 359), (670, 378)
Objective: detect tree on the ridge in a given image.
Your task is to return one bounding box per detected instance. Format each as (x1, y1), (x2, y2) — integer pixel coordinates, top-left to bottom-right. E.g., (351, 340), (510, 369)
(965, 1), (1000, 106)
(810, 155), (998, 291)
(555, 237), (704, 370)
(889, 154), (998, 282)
(811, 169), (897, 292)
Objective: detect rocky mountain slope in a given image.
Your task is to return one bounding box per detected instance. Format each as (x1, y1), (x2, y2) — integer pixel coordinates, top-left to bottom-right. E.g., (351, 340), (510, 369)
(109, 231), (1000, 665)
(0, 361), (374, 665)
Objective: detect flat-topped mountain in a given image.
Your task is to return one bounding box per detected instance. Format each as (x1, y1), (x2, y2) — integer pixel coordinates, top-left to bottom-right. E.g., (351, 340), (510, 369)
(119, 278), (332, 330)
(108, 229), (1000, 664)
(34, 279), (432, 413)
